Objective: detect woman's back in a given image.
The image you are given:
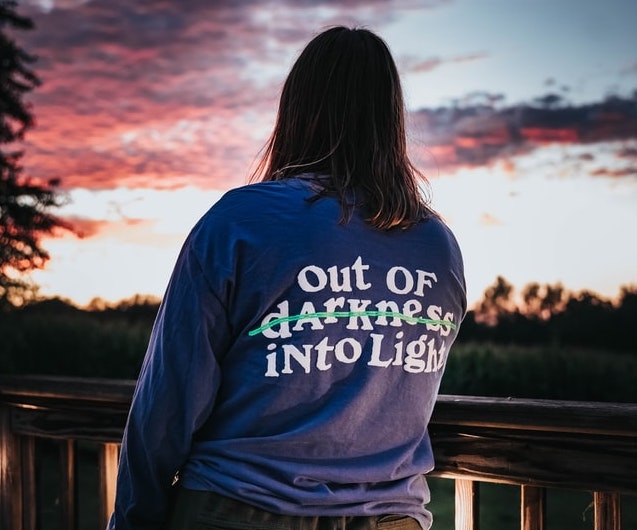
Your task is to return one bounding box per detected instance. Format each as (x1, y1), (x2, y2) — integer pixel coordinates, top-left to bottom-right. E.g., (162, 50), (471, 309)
(169, 176), (466, 525)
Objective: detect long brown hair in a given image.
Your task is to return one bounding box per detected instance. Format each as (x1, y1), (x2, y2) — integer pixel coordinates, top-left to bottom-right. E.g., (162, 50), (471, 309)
(251, 26), (433, 230)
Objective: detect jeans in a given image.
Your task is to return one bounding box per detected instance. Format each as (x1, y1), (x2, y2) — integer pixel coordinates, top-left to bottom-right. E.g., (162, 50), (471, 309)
(164, 489), (423, 530)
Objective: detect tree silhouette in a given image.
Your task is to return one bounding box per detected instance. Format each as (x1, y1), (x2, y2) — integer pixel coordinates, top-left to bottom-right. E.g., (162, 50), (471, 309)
(521, 281), (566, 320)
(1, 0), (71, 308)
(476, 275), (516, 325)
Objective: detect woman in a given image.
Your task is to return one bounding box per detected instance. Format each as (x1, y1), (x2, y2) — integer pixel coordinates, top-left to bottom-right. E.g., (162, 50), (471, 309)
(108, 26), (466, 530)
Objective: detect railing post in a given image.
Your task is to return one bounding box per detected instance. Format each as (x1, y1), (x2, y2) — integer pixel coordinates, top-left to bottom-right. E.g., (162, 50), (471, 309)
(594, 491), (621, 530)
(99, 443), (119, 528)
(521, 485), (545, 530)
(59, 439), (78, 530)
(20, 436), (38, 530)
(455, 479), (480, 530)
(0, 406), (23, 530)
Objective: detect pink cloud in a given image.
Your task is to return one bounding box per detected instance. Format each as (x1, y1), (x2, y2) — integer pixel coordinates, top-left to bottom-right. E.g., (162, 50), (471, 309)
(13, 0), (637, 193)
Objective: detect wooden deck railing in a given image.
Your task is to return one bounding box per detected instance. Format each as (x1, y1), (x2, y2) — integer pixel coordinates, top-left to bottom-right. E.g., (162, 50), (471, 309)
(1, 375), (636, 530)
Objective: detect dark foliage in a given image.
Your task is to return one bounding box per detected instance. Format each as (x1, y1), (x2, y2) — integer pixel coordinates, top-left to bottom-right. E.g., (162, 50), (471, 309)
(0, 0), (72, 308)
(2, 279), (636, 402)
(457, 277), (637, 354)
(1, 296), (159, 378)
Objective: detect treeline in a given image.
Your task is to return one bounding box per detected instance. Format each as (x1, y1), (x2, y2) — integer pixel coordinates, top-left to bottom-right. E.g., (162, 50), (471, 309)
(1, 278), (636, 401)
(457, 276), (637, 353)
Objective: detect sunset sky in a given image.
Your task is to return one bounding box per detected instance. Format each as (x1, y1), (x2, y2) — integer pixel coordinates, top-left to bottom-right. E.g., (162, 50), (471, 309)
(12, 0), (637, 307)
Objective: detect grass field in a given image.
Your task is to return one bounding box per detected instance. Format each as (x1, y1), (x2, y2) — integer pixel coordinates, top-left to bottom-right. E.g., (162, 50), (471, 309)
(441, 342), (637, 403)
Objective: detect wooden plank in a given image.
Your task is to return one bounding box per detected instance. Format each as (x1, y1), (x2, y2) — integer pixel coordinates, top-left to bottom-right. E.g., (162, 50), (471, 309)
(8, 405), (129, 443)
(430, 425), (637, 495)
(0, 407), (22, 530)
(0, 375), (133, 444)
(3, 376), (637, 437)
(594, 491), (621, 530)
(98, 443), (119, 528)
(20, 436), (37, 530)
(521, 485), (545, 530)
(455, 479), (479, 530)
(432, 395), (637, 437)
(0, 375), (135, 404)
(59, 439), (77, 530)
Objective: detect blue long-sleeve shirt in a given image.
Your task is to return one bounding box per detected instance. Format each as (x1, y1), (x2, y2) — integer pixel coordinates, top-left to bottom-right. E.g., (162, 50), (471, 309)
(108, 176), (466, 530)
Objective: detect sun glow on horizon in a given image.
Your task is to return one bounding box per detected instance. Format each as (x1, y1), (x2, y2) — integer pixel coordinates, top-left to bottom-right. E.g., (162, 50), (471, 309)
(30, 187), (225, 306)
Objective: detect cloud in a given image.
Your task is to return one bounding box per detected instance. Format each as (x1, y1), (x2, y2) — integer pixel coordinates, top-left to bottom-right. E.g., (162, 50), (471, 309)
(617, 146), (637, 159)
(53, 215), (156, 239)
(479, 212), (503, 227)
(408, 92), (637, 173)
(14, 0), (637, 192)
(590, 167), (637, 178)
(17, 0), (449, 191)
(55, 216), (115, 238)
(56, 214), (191, 248)
(399, 52), (488, 74)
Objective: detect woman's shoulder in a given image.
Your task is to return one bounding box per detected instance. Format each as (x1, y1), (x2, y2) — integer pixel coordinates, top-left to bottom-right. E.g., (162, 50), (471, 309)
(412, 213), (464, 262)
(217, 178), (311, 207)
(189, 178), (315, 235)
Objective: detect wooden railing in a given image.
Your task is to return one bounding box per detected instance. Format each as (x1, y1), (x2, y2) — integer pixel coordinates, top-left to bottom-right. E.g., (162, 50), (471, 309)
(1, 375), (636, 530)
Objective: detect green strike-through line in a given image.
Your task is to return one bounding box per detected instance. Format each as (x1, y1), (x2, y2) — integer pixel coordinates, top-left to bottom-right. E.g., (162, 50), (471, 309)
(248, 311), (456, 336)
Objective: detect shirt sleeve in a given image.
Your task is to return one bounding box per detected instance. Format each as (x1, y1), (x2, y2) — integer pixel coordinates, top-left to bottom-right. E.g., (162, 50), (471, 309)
(107, 235), (230, 530)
